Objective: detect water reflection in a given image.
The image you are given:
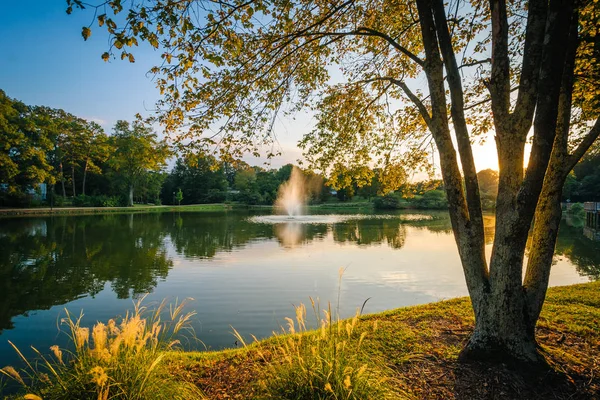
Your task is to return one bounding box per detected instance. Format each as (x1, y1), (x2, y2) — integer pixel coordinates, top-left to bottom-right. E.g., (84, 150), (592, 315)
(274, 222), (307, 248)
(555, 221), (600, 280)
(0, 211), (597, 337)
(0, 214), (172, 331)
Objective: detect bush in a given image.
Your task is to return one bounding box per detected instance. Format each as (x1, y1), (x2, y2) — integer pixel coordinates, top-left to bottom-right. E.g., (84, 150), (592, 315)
(0, 298), (202, 400)
(71, 195), (119, 207)
(206, 189), (227, 203)
(373, 194), (401, 210)
(569, 202), (584, 216)
(417, 190), (448, 209)
(52, 195), (66, 207)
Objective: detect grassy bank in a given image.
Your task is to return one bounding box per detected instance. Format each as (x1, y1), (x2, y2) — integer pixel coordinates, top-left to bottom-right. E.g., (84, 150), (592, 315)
(3, 282), (599, 399)
(0, 204), (230, 217)
(168, 282), (600, 399)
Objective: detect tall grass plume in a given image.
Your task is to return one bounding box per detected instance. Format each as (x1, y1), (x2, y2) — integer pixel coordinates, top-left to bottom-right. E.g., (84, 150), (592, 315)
(1, 296), (203, 400)
(234, 268), (396, 399)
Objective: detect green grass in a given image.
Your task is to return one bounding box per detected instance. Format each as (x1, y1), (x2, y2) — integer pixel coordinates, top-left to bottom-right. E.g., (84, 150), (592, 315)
(0, 203), (230, 217)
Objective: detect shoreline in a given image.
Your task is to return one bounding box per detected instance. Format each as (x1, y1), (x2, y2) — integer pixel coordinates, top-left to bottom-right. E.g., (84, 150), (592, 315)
(2, 282), (598, 399)
(0, 202), (376, 217)
(0, 204), (231, 217)
(165, 281), (599, 399)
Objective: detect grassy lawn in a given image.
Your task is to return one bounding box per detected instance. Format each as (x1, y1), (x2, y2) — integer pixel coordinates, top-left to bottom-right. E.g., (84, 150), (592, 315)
(0, 203), (230, 217)
(164, 282), (600, 399)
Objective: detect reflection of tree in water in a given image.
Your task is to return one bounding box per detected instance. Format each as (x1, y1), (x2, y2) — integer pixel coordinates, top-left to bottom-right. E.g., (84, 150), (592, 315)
(3, 211), (559, 335)
(167, 213), (330, 254)
(332, 218), (408, 249)
(166, 212), (274, 257)
(554, 221), (600, 280)
(0, 214), (172, 332)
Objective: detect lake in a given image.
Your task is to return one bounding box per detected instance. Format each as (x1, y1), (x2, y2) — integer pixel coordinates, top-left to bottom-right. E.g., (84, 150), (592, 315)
(0, 210), (597, 368)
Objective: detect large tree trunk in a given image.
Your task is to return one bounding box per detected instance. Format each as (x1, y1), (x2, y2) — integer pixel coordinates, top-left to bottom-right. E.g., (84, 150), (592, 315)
(128, 185), (134, 207)
(71, 165), (76, 197)
(411, 0), (587, 364)
(60, 162), (66, 198)
(82, 160), (88, 196)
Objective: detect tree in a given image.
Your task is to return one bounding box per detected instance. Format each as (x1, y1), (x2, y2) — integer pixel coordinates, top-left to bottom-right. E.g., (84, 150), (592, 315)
(0, 91), (56, 205)
(175, 188), (183, 205)
(73, 0), (600, 362)
(476, 169), (499, 197)
(79, 121), (110, 196)
(109, 120), (170, 206)
(161, 155), (227, 204)
(477, 169), (499, 209)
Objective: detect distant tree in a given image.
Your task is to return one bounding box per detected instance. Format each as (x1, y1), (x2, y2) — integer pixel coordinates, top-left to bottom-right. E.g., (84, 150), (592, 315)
(276, 164), (293, 183)
(175, 188), (183, 206)
(255, 170), (279, 204)
(109, 120), (170, 206)
(477, 169), (499, 210)
(477, 169), (499, 197)
(80, 122), (110, 196)
(161, 154), (227, 204)
(562, 172), (580, 202)
(0, 91), (56, 205)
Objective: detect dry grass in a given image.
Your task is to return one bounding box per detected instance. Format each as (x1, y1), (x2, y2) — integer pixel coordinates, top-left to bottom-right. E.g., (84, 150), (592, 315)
(1, 297), (203, 400)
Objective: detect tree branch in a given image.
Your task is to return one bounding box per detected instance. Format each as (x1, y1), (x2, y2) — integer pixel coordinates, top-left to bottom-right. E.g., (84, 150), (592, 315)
(510, 0), (547, 135)
(355, 27), (424, 66)
(567, 118), (600, 171)
(488, 0), (511, 123)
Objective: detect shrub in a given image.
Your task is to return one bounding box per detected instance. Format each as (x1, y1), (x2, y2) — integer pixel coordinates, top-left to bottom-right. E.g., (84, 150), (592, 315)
(71, 195), (119, 207)
(0, 298), (203, 400)
(373, 194), (401, 210)
(52, 195), (66, 207)
(569, 202), (585, 216)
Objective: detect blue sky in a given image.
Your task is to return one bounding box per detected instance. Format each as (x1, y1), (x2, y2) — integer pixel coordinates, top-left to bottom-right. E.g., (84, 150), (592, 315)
(0, 1), (162, 129)
(0, 0), (306, 167)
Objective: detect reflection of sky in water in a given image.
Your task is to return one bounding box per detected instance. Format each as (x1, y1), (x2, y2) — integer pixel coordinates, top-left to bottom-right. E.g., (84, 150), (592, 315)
(0, 211), (594, 372)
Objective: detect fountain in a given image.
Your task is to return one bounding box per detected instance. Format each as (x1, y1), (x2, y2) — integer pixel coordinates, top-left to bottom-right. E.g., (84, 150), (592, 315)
(250, 166), (356, 225)
(275, 166), (306, 217)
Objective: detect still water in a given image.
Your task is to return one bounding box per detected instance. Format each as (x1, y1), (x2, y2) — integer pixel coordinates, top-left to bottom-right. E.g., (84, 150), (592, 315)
(0, 210), (597, 367)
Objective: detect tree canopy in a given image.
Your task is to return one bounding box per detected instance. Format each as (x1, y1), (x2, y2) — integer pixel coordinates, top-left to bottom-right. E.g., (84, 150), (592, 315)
(70, 0), (600, 363)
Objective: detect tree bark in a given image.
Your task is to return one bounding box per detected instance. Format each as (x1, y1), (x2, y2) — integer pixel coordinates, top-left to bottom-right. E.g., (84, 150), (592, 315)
(82, 160), (88, 196)
(60, 162), (66, 198)
(128, 185), (134, 207)
(71, 165), (76, 197)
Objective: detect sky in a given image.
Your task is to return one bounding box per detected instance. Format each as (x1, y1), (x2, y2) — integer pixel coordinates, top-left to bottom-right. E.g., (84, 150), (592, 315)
(0, 0), (501, 174)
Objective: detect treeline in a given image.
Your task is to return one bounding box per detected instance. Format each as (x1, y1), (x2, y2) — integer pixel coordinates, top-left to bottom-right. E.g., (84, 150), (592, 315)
(20, 89), (600, 211)
(0, 90), (169, 207)
(373, 169), (500, 210)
